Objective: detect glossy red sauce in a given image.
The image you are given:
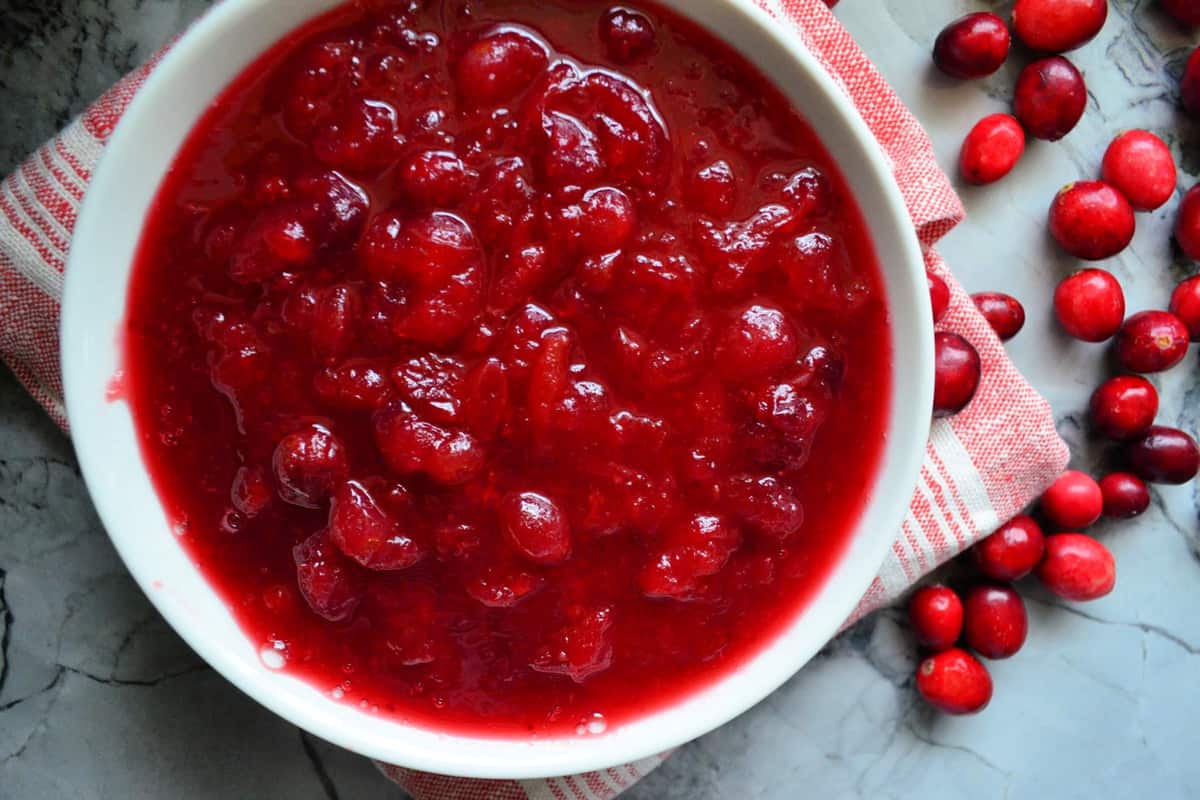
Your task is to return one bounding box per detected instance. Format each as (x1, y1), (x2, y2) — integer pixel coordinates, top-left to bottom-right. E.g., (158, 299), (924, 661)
(125, 0), (891, 738)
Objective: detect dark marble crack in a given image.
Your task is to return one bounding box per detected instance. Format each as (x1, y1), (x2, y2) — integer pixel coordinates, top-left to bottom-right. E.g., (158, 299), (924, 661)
(300, 730), (341, 800)
(0, 668), (66, 765)
(903, 721), (1013, 781)
(0, 568), (10, 700)
(1031, 596), (1200, 655)
(62, 662), (210, 688)
(0, 667), (63, 714)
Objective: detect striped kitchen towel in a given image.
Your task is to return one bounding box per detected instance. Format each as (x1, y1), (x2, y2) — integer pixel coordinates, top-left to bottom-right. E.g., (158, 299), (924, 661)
(0, 0), (1068, 797)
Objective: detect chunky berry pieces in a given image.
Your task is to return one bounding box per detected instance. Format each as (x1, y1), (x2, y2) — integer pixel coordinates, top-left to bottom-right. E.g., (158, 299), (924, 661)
(1013, 57), (1088, 141)
(500, 491), (572, 565)
(963, 584), (1028, 659)
(1053, 269), (1125, 342)
(915, 648), (993, 715)
(1101, 130), (1176, 212)
(1126, 426), (1200, 484)
(272, 424), (349, 509)
(1099, 472), (1151, 519)
(1041, 470), (1103, 529)
(328, 480), (425, 570)
(456, 29), (550, 105)
(933, 332), (982, 418)
(1114, 310), (1190, 373)
(972, 292), (1025, 341)
(716, 305), (799, 379)
(1012, 0), (1108, 53)
(1089, 375), (1158, 440)
(973, 515), (1045, 581)
(932, 13), (1011, 80)
(1175, 184), (1200, 259)
(908, 585), (964, 651)
(959, 114), (1024, 186)
(1037, 533), (1116, 601)
(928, 270), (951, 324)
(1048, 182), (1135, 261)
(292, 530), (364, 622)
(1169, 276), (1200, 341)
(599, 6), (657, 63)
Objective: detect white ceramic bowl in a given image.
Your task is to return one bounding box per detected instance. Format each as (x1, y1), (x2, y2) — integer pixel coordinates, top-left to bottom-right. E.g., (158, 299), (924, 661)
(62, 0), (931, 780)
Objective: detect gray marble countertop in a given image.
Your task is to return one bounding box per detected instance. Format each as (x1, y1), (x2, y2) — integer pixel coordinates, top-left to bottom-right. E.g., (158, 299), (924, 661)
(2, 1), (1199, 797)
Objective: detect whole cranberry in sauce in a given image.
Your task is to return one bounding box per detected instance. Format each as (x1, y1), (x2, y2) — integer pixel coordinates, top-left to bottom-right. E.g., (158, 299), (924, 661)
(1176, 184), (1200, 259)
(933, 13), (1011, 80)
(1053, 269), (1125, 342)
(1114, 310), (1190, 374)
(973, 515), (1045, 581)
(960, 114), (1025, 185)
(598, 6), (657, 63)
(1037, 533), (1116, 601)
(1013, 57), (1088, 141)
(1169, 275), (1200, 341)
(963, 584), (1028, 660)
(1012, 0), (1108, 53)
(933, 332), (982, 418)
(1126, 426), (1200, 484)
(1101, 130), (1176, 212)
(1099, 472), (1151, 519)
(972, 292), (1025, 340)
(1041, 470), (1103, 529)
(908, 585), (964, 651)
(1089, 375), (1158, 441)
(915, 648), (993, 715)
(1048, 182), (1135, 261)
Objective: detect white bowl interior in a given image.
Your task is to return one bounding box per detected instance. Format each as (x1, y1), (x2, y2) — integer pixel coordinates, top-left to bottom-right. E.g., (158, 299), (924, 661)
(62, 0), (932, 779)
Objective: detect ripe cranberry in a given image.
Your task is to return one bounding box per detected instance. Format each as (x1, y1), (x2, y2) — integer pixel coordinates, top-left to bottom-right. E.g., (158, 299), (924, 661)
(972, 292), (1025, 340)
(1013, 57), (1087, 141)
(1012, 0), (1107, 52)
(599, 7), (657, 63)
(272, 424), (349, 508)
(1089, 375), (1158, 440)
(1115, 310), (1190, 373)
(928, 271), (951, 324)
(933, 332), (981, 418)
(314, 360), (391, 411)
(1101, 130), (1176, 212)
(455, 30), (549, 105)
(399, 150), (471, 208)
(292, 530), (363, 622)
(963, 584), (1027, 659)
(1053, 269), (1125, 342)
(1169, 276), (1200, 341)
(1126, 425), (1200, 484)
(908, 585), (963, 651)
(959, 114), (1025, 185)
(1099, 472), (1151, 519)
(1183, 47), (1200, 117)
(373, 405), (485, 485)
(687, 160), (737, 217)
(328, 480), (424, 571)
(915, 648), (993, 715)
(1041, 470), (1103, 529)
(932, 13), (1011, 80)
(1037, 533), (1115, 601)
(1175, 184), (1200, 259)
(1164, 0), (1200, 25)
(312, 97), (403, 174)
(973, 515), (1045, 581)
(716, 305), (799, 380)
(579, 187), (637, 254)
(499, 491), (571, 565)
(1048, 182), (1135, 260)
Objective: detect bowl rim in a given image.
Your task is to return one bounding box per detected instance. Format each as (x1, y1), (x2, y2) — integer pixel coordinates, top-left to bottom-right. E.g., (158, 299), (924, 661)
(62, 0), (932, 779)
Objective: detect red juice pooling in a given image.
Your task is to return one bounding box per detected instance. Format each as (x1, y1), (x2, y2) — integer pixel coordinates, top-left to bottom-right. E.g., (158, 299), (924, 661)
(125, 0), (892, 737)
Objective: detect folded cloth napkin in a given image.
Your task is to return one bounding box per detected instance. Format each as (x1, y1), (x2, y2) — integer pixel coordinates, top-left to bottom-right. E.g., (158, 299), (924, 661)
(0, 0), (1069, 796)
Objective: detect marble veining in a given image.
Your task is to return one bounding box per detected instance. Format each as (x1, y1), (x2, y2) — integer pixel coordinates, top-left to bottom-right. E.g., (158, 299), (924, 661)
(1, 0), (1199, 797)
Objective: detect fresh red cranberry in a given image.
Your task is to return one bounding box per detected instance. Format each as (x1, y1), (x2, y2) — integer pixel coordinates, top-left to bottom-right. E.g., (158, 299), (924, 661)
(1101, 130), (1176, 212)
(292, 530), (364, 622)
(1175, 184), (1200, 259)
(1126, 425), (1200, 484)
(963, 584), (1027, 659)
(328, 480), (424, 570)
(1089, 375), (1158, 440)
(1048, 182), (1135, 260)
(959, 114), (1025, 185)
(915, 648), (993, 715)
(1013, 57), (1087, 141)
(933, 332), (981, 418)
(687, 160), (737, 217)
(1041, 470), (1103, 529)
(1164, 0), (1200, 25)
(530, 606), (614, 683)
(928, 271), (951, 324)
(455, 30), (549, 105)
(973, 515), (1045, 581)
(399, 150), (472, 208)
(716, 305), (799, 380)
(972, 292), (1025, 341)
(1037, 533), (1116, 601)
(932, 13), (1011, 80)
(499, 491), (572, 565)
(1169, 276), (1200, 341)
(1053, 269), (1125, 342)
(1099, 472), (1151, 518)
(1183, 47), (1200, 117)
(908, 585), (963, 651)
(599, 7), (657, 63)
(272, 424), (349, 508)
(1012, 0), (1107, 52)
(1115, 310), (1190, 373)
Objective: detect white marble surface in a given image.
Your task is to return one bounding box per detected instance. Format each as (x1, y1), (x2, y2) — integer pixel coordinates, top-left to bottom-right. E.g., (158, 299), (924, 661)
(2, 0), (1199, 797)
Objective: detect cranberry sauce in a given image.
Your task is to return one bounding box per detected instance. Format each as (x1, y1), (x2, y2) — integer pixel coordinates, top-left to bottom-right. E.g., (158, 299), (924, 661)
(125, 0), (892, 737)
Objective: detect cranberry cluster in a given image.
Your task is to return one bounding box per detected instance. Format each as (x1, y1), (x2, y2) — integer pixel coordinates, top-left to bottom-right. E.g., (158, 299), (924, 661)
(914, 0), (1200, 714)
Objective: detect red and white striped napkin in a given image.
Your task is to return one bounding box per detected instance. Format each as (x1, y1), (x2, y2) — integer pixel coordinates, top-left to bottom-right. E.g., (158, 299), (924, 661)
(0, 0), (1069, 797)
